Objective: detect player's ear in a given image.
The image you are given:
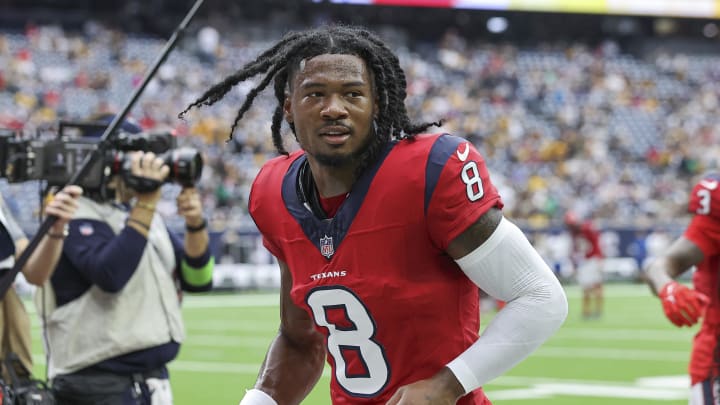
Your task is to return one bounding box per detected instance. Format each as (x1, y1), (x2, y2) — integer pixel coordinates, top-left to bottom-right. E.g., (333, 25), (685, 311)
(283, 94), (293, 125)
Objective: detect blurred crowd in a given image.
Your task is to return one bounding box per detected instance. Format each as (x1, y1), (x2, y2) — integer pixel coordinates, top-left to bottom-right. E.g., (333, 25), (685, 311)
(1, 20), (719, 237)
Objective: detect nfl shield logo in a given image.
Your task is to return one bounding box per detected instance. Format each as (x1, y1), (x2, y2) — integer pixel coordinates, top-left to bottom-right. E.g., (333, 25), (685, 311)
(79, 223), (94, 236)
(320, 235), (334, 258)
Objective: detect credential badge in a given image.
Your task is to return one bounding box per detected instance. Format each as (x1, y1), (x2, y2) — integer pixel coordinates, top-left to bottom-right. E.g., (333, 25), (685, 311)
(320, 235), (334, 258)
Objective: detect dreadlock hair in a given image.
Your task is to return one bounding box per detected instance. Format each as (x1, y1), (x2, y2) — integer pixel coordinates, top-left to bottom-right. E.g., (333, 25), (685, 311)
(180, 24), (442, 171)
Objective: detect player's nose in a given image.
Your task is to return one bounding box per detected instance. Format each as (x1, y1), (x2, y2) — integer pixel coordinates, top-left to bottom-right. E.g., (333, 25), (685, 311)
(320, 95), (348, 120)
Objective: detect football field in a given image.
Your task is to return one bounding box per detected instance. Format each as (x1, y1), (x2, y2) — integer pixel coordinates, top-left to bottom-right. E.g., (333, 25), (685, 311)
(28, 283), (695, 404)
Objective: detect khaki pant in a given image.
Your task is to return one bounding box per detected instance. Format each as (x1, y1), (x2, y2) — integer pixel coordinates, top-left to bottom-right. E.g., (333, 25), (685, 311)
(0, 288), (33, 381)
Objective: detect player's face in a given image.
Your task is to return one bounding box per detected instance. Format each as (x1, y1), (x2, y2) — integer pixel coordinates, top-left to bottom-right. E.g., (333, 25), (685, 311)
(285, 54), (377, 168)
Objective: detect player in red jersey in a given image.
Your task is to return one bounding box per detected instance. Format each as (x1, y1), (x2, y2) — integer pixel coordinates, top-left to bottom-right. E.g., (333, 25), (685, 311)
(564, 212), (605, 319)
(645, 172), (720, 405)
(182, 25), (567, 405)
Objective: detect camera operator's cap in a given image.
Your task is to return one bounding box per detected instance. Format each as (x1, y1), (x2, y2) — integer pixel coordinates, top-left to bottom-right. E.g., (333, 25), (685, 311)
(84, 113), (142, 137)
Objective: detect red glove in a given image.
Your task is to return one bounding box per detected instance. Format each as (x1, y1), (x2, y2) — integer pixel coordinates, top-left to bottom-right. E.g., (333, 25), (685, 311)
(658, 281), (710, 327)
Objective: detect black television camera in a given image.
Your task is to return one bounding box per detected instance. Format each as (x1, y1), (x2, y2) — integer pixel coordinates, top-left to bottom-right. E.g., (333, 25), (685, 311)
(0, 122), (203, 196)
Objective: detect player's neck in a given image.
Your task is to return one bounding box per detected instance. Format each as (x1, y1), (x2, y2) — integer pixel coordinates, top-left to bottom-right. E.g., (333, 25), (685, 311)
(306, 159), (356, 198)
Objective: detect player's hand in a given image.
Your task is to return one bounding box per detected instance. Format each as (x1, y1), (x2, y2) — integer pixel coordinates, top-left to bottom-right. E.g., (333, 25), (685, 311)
(658, 281), (710, 327)
(386, 368), (463, 405)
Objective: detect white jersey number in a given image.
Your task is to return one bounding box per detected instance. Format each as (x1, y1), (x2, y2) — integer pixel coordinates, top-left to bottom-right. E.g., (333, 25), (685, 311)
(696, 189), (711, 215)
(461, 161), (484, 202)
(306, 287), (389, 397)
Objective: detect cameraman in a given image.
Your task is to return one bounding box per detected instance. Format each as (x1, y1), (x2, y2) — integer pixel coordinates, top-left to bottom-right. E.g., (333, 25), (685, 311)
(0, 185), (82, 380)
(39, 151), (214, 405)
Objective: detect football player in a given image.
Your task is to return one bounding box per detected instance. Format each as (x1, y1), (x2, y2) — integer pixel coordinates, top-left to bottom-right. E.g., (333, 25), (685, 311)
(183, 24), (568, 405)
(645, 172), (719, 405)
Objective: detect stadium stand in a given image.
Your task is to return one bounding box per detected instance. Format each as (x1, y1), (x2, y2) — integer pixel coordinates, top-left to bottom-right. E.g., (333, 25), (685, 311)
(1, 4), (718, 281)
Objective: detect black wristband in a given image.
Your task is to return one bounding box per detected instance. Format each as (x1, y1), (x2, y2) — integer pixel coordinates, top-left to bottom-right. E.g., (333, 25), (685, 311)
(185, 218), (207, 233)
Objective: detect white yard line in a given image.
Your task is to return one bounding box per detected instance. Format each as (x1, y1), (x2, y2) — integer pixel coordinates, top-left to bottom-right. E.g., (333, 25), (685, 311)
(22, 284), (663, 314)
(30, 355), (690, 401)
(533, 346), (688, 361)
(488, 383), (687, 401)
(487, 375), (690, 401)
(182, 334), (271, 348)
(554, 327), (693, 341)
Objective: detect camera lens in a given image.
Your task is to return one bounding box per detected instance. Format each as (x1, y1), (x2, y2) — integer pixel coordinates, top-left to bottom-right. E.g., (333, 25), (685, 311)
(162, 147), (203, 187)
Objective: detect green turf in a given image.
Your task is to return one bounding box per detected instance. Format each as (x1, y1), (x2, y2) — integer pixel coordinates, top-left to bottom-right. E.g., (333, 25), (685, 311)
(27, 283), (696, 404)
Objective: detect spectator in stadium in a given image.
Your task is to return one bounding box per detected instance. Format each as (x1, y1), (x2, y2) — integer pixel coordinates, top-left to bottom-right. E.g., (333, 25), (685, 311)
(644, 172), (719, 405)
(5, 19), (720, 232)
(182, 24), (568, 405)
(40, 150), (214, 405)
(564, 211), (605, 319)
(0, 185), (81, 379)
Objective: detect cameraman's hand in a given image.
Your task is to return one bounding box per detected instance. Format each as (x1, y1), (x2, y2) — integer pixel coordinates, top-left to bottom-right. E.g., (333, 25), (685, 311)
(130, 151), (170, 202)
(177, 187), (203, 227)
(46, 185), (83, 233)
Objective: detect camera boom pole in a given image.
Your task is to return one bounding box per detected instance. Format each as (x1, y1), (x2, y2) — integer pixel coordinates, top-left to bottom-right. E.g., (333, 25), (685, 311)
(0, 0), (205, 299)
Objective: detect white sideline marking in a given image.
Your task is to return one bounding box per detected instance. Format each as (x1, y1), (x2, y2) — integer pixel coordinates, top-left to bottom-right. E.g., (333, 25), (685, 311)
(186, 320), (279, 332)
(31, 355), (327, 376)
(178, 284), (658, 303)
(23, 294), (281, 316)
(183, 334), (271, 348)
(493, 375), (689, 388)
(534, 346), (688, 361)
(184, 325), (691, 346)
(177, 335), (692, 362)
(182, 294), (279, 308)
(169, 360), (269, 374)
(32, 353), (689, 401)
(23, 283), (663, 314)
(488, 388), (554, 400)
(487, 375), (689, 401)
(183, 323), (694, 341)
(177, 325), (690, 362)
(488, 383), (687, 401)
(561, 284), (672, 298)
(555, 327), (693, 342)
(166, 361), (335, 377)
(201, 341), (666, 365)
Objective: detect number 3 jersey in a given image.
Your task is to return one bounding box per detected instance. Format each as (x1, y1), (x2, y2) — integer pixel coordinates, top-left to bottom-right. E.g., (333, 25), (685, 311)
(249, 133), (503, 404)
(685, 172), (720, 383)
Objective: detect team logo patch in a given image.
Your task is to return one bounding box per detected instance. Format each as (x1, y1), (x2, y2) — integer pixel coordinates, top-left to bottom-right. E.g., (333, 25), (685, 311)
(78, 223), (94, 236)
(320, 235), (334, 258)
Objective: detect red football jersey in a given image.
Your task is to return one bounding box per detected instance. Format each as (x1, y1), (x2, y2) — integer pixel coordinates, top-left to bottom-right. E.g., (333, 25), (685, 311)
(684, 172), (720, 382)
(570, 222), (603, 259)
(250, 133), (502, 404)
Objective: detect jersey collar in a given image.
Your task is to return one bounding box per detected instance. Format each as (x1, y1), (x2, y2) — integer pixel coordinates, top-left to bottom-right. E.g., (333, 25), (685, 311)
(281, 143), (395, 260)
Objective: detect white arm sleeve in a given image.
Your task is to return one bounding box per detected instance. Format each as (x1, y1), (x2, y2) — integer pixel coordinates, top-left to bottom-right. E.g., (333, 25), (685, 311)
(446, 216), (568, 393)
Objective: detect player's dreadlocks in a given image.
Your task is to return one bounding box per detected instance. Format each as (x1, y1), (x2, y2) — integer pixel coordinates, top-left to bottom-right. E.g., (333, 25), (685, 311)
(179, 24), (441, 167)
